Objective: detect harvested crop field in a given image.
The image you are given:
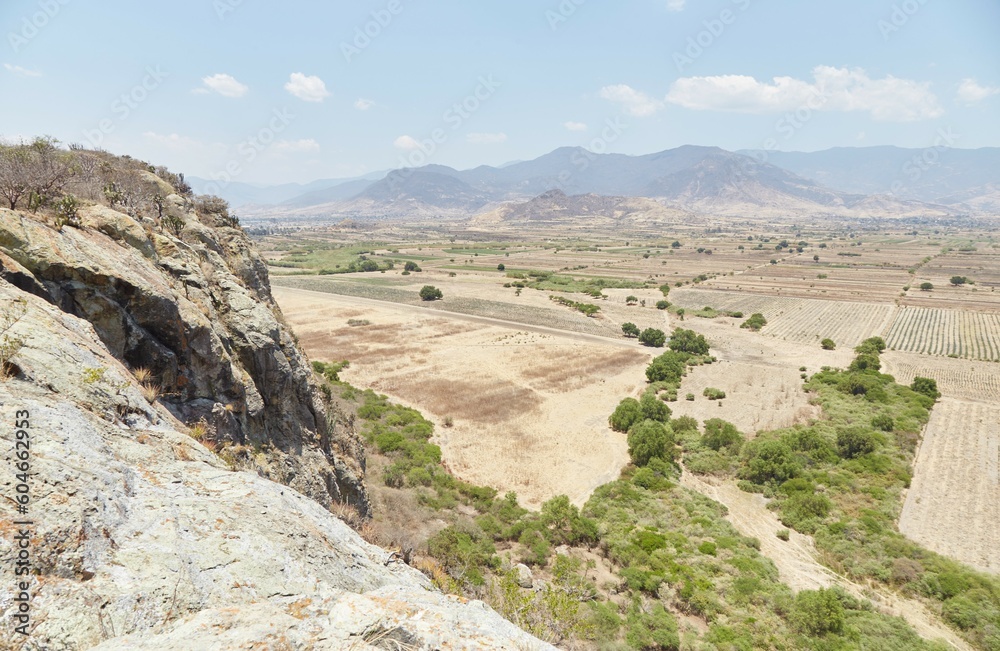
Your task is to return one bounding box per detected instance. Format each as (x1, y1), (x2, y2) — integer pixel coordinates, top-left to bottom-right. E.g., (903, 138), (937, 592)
(899, 398), (1000, 574)
(882, 351), (1000, 403)
(668, 360), (820, 435)
(671, 288), (895, 349)
(273, 286), (654, 509)
(884, 306), (1000, 361)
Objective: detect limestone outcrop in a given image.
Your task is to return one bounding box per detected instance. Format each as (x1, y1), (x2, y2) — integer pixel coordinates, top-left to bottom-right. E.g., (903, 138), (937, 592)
(0, 199), (366, 515)
(0, 204), (552, 649)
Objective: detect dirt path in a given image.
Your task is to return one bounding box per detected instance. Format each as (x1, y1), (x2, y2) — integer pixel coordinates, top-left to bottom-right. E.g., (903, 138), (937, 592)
(679, 472), (972, 651)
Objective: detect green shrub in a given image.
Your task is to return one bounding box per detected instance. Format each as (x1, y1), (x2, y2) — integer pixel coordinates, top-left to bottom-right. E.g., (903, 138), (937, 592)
(622, 322), (640, 338)
(640, 391), (671, 423)
(740, 313), (767, 331)
(645, 351), (689, 383)
(703, 387), (726, 400)
(668, 329), (709, 355)
(836, 427), (879, 459)
(740, 439), (799, 485)
(871, 413), (895, 432)
(702, 419), (744, 452)
(625, 601), (680, 651)
(655, 300), (670, 310)
(627, 419), (673, 466)
(790, 588), (845, 635)
(910, 376), (941, 400)
(639, 328), (666, 347)
(419, 285), (443, 301)
(821, 338), (836, 350)
(609, 397), (642, 432)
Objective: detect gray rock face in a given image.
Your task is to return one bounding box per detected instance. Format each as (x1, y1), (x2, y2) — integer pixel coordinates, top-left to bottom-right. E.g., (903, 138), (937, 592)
(0, 203), (367, 515)
(0, 235), (553, 650)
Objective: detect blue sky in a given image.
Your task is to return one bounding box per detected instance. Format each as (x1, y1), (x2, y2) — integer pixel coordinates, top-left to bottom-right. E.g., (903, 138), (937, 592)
(2, 0), (998, 184)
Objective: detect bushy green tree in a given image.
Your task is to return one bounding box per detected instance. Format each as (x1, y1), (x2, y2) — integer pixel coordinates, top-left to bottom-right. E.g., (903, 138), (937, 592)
(622, 322), (640, 338)
(820, 338), (836, 350)
(740, 439), (798, 485)
(419, 285), (443, 301)
(640, 392), (671, 422)
(645, 351), (688, 383)
(668, 328), (709, 355)
(836, 427), (879, 459)
(639, 328), (666, 348)
(609, 397), (642, 432)
(702, 419), (744, 452)
(404, 260), (422, 272)
(627, 419), (673, 466)
(539, 495), (598, 546)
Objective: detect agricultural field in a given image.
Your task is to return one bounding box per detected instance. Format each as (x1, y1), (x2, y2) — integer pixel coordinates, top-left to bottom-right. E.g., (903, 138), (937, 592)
(899, 398), (1000, 574)
(883, 351), (1000, 403)
(671, 288), (896, 349)
(884, 306), (1000, 360)
(272, 285), (655, 509)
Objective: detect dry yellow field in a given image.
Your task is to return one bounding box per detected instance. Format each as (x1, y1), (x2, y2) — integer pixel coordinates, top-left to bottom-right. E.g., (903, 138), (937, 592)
(898, 398), (1000, 574)
(273, 285), (655, 509)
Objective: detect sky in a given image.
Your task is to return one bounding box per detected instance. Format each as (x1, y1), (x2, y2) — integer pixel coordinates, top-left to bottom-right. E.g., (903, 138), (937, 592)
(1, 0), (998, 185)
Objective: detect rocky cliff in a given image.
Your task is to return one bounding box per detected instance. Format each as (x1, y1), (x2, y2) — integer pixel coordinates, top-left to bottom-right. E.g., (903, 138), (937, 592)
(0, 194), (367, 515)
(0, 196), (552, 649)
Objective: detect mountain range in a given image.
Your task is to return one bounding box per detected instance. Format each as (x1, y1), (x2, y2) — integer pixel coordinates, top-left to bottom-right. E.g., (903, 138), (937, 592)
(200, 145), (1000, 220)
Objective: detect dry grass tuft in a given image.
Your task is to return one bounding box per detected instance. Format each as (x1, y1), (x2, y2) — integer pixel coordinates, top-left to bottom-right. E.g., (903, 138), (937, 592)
(140, 381), (161, 403)
(132, 366), (153, 384)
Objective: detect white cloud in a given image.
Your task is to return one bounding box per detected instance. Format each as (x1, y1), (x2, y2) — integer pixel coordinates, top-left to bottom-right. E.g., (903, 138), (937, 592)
(466, 132), (508, 145)
(3, 63), (41, 77)
(199, 73), (248, 98)
(599, 84), (665, 117)
(393, 135), (423, 150)
(956, 78), (999, 105)
(664, 66), (943, 121)
(284, 73), (331, 102)
(354, 98), (375, 111)
(563, 121), (588, 132)
(666, 0), (686, 11)
(272, 139), (320, 153)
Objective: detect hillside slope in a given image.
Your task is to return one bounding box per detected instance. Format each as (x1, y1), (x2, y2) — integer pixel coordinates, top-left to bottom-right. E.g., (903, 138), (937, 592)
(0, 194), (551, 649)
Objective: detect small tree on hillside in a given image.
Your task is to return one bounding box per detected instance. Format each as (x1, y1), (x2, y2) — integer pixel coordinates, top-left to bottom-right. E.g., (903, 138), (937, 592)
(950, 276), (968, 286)
(821, 338), (836, 350)
(920, 282), (933, 291)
